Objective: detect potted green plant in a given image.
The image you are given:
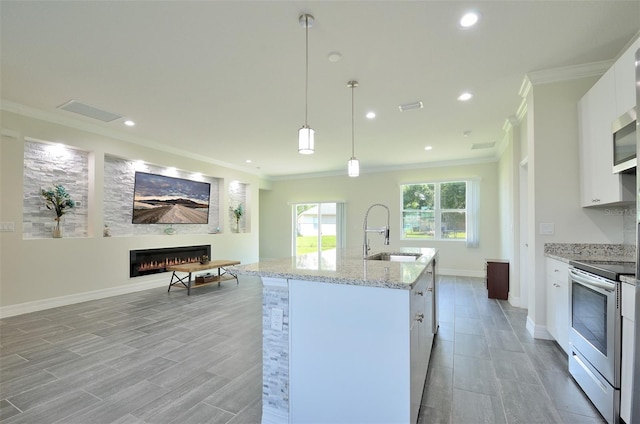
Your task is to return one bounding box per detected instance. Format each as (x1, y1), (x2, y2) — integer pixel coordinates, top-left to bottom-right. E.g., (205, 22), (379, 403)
(231, 203), (244, 232)
(40, 184), (75, 238)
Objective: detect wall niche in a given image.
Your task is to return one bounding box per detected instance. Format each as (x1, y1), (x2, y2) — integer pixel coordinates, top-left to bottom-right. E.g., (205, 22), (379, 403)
(229, 181), (249, 233)
(23, 139), (90, 239)
(104, 155), (221, 237)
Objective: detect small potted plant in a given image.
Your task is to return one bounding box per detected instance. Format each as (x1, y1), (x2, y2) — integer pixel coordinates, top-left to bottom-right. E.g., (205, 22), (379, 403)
(200, 254), (210, 264)
(231, 203), (244, 232)
(40, 184), (75, 238)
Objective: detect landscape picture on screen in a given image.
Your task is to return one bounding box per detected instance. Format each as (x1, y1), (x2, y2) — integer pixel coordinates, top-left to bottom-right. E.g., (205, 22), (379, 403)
(132, 172), (211, 224)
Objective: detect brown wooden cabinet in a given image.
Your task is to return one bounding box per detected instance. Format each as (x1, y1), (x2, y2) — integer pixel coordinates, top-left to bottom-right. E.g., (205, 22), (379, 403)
(486, 260), (509, 300)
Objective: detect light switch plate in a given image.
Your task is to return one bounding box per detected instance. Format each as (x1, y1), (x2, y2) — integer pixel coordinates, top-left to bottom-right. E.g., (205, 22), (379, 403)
(539, 222), (555, 235)
(270, 308), (283, 331)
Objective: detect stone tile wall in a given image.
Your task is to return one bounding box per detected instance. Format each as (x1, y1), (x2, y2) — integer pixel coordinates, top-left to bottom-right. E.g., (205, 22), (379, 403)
(262, 283), (289, 418)
(104, 155), (221, 237)
(23, 141), (89, 238)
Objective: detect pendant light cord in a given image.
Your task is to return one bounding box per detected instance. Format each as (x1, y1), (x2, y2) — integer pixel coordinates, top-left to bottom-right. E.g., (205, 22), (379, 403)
(304, 15), (309, 126)
(351, 84), (355, 157)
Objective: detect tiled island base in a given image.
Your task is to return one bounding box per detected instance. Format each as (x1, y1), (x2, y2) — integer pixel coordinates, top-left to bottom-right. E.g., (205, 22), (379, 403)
(261, 278), (290, 423)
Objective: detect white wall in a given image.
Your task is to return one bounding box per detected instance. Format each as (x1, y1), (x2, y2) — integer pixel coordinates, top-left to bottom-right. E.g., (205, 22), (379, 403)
(0, 110), (264, 316)
(260, 162), (501, 276)
(522, 76), (626, 337)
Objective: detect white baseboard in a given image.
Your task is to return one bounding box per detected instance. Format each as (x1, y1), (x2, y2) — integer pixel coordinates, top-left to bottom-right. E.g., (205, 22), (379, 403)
(507, 295), (521, 308)
(525, 315), (553, 340)
(438, 268), (485, 278)
(0, 277), (168, 318)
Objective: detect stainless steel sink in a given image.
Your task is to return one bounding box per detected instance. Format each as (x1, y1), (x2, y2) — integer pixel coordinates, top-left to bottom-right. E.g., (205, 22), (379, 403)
(366, 252), (422, 262)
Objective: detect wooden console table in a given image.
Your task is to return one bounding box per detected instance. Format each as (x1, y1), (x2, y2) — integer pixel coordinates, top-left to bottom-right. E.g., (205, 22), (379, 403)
(167, 260), (240, 295)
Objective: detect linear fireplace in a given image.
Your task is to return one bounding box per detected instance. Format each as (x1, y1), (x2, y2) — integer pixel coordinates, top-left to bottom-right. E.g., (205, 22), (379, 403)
(130, 245), (211, 278)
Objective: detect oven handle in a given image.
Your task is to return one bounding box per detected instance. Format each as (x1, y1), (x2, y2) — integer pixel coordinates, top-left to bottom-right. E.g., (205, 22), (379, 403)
(569, 268), (616, 292)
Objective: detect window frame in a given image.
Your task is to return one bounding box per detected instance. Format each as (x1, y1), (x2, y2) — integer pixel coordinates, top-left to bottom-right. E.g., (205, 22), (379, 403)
(400, 180), (471, 242)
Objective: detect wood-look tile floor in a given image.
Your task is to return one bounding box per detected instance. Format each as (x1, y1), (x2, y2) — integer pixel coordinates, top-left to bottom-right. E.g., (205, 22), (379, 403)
(0, 275), (603, 423)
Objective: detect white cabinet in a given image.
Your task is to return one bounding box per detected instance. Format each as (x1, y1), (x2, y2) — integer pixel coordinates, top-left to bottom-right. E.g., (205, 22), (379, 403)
(546, 258), (570, 353)
(621, 282), (636, 424)
(577, 36), (638, 208)
(410, 262), (435, 423)
(614, 37), (640, 116)
(578, 66), (635, 207)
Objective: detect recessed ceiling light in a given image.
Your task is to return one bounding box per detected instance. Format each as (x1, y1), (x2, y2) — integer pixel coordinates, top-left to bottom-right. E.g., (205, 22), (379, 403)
(366, 112), (376, 119)
(460, 12), (479, 28)
(424, 146), (433, 151)
(328, 51), (342, 63)
(245, 159), (252, 163)
(124, 120), (135, 127)
(457, 92), (473, 101)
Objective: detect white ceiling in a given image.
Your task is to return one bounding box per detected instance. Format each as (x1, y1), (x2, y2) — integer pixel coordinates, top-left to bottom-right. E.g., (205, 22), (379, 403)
(1, 1), (639, 179)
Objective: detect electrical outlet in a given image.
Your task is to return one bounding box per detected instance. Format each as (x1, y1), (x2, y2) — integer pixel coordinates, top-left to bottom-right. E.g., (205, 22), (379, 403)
(0, 222), (15, 232)
(270, 308), (283, 331)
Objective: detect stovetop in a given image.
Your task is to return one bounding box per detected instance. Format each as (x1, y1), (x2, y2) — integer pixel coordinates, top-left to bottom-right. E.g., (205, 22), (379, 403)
(569, 260), (635, 281)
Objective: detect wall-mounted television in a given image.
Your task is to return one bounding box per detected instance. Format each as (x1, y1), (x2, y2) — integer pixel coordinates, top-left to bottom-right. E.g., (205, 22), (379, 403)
(132, 172), (210, 224)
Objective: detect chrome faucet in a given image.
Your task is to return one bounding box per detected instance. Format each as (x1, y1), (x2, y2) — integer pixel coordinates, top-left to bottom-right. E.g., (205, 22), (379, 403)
(363, 203), (390, 258)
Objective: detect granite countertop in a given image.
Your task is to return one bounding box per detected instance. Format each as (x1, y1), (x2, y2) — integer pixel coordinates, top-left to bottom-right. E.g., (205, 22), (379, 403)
(545, 243), (635, 264)
(229, 247), (438, 290)
(545, 243), (637, 285)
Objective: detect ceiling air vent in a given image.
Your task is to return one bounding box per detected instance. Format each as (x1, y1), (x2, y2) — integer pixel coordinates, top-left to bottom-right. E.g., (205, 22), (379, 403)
(57, 100), (122, 122)
(471, 142), (496, 150)
(398, 101), (423, 112)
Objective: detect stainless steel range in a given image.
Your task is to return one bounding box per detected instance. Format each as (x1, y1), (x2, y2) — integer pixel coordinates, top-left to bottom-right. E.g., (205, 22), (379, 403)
(568, 260), (634, 424)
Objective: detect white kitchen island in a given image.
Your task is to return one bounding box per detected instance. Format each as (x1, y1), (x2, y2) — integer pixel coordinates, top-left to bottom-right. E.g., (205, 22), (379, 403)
(230, 248), (438, 424)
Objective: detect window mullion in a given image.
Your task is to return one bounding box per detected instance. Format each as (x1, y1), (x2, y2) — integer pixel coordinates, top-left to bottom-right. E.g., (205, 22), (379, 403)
(434, 183), (442, 239)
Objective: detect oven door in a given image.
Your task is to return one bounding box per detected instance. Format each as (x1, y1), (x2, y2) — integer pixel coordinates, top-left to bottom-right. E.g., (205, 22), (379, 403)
(569, 268), (621, 387)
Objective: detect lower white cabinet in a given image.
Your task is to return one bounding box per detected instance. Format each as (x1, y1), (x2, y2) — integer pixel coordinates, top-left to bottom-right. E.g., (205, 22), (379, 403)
(621, 282), (635, 424)
(546, 258), (570, 353)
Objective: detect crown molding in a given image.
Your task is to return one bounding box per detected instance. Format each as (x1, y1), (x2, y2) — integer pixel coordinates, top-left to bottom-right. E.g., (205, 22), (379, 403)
(526, 60), (613, 86)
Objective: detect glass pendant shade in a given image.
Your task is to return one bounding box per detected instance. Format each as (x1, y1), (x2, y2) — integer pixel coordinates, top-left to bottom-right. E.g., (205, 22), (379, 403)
(348, 157), (360, 177)
(298, 126), (315, 154)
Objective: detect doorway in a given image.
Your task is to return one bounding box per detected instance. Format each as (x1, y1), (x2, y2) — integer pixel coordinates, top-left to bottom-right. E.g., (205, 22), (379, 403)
(292, 202), (343, 256)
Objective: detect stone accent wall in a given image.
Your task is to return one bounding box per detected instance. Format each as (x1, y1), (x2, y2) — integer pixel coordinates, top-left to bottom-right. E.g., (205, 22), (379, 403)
(262, 282), (289, 418)
(23, 141), (89, 239)
(229, 181), (248, 232)
(104, 155), (221, 237)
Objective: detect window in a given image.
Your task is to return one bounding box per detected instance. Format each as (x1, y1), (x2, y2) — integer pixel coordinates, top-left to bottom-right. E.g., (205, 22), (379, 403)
(401, 180), (478, 245)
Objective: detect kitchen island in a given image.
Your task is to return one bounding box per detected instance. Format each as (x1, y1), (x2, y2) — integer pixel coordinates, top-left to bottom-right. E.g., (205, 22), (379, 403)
(230, 247), (438, 424)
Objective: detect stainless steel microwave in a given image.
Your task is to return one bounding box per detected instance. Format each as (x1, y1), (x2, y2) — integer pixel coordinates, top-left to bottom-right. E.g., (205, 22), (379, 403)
(613, 106), (637, 173)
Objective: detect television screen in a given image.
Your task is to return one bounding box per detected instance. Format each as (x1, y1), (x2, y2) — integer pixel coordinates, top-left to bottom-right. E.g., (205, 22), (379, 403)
(132, 172), (210, 224)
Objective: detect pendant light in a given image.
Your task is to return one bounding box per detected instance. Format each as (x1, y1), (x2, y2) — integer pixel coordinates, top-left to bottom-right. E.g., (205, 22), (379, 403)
(347, 80), (360, 177)
(298, 14), (315, 154)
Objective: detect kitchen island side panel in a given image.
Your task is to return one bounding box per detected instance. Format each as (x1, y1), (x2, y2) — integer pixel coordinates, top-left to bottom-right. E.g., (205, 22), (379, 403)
(289, 279), (410, 424)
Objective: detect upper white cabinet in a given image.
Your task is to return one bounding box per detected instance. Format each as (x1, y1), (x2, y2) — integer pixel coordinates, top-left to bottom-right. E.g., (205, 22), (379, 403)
(578, 37), (638, 207)
(614, 37), (640, 116)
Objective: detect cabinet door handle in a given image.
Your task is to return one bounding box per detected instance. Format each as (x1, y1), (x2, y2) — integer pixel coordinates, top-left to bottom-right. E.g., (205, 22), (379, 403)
(416, 291), (424, 296)
(427, 287), (434, 292)
(554, 283), (560, 288)
(554, 269), (559, 273)
(415, 313), (424, 322)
